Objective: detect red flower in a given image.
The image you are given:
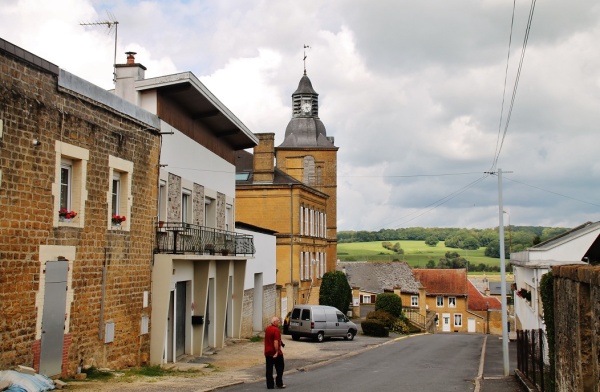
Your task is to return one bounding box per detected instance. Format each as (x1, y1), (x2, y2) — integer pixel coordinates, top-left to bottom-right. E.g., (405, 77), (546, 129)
(112, 215), (126, 224)
(59, 208), (77, 219)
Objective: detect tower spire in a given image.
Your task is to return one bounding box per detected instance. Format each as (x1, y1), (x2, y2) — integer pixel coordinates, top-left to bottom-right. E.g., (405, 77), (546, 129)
(303, 44), (310, 75)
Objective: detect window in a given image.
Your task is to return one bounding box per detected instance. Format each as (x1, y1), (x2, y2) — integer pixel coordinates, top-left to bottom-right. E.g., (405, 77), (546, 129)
(108, 156), (133, 230)
(411, 295), (419, 307)
(436, 296), (444, 307)
(205, 197), (215, 228)
(182, 189), (191, 224)
(112, 173), (121, 217)
(448, 297), (457, 308)
(54, 141), (89, 227)
(361, 295), (371, 304)
(436, 313), (439, 326)
(158, 180), (166, 222)
(301, 309), (311, 321)
(225, 204), (232, 231)
(454, 313), (463, 327)
(60, 160), (72, 210)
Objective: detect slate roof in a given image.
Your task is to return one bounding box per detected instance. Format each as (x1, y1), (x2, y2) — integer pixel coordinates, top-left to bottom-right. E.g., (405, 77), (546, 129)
(413, 269), (468, 296)
(467, 280), (502, 311)
(235, 150), (303, 186)
(336, 261), (421, 294)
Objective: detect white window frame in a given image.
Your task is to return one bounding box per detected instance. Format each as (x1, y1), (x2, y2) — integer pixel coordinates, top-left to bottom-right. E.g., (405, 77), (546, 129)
(454, 313), (463, 327)
(411, 295), (419, 307)
(158, 180), (166, 222)
(448, 297), (457, 308)
(54, 141), (89, 227)
(436, 296), (444, 307)
(112, 172), (121, 217)
(362, 295), (371, 304)
(300, 252), (304, 281)
(60, 160), (73, 211)
(182, 188), (191, 224)
(108, 156), (133, 231)
(300, 206), (304, 235)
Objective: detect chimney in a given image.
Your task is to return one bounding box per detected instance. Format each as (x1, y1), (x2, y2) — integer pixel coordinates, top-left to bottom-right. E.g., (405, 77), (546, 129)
(114, 51), (147, 104)
(253, 133), (275, 183)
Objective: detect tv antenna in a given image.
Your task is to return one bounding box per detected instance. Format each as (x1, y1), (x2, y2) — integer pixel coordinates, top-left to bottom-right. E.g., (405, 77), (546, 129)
(80, 12), (119, 84)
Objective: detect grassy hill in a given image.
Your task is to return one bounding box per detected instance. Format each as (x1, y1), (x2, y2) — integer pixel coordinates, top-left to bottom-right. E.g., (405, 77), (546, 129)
(337, 240), (500, 269)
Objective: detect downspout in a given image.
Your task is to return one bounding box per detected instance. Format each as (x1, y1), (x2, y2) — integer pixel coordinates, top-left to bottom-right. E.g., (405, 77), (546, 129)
(99, 247), (108, 339)
(289, 184), (293, 289)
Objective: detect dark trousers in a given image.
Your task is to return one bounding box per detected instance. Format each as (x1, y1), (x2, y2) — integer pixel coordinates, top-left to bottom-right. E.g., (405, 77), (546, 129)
(265, 354), (285, 388)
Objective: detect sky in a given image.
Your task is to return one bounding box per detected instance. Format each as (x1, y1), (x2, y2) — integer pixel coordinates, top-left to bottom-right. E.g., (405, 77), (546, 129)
(2, 0), (600, 231)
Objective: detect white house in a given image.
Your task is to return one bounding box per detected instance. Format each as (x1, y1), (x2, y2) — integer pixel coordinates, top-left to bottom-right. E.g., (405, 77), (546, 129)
(510, 221), (600, 332)
(112, 52), (261, 364)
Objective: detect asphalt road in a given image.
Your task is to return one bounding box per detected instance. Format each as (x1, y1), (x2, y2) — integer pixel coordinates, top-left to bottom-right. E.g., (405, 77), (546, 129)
(225, 333), (485, 391)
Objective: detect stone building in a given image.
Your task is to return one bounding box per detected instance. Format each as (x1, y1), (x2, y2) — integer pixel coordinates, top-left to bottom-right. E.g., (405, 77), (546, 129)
(0, 38), (161, 376)
(235, 70), (338, 318)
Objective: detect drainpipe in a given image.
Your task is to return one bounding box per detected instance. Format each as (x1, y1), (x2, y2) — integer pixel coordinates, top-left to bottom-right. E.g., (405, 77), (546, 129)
(289, 184), (293, 289)
(99, 247), (108, 340)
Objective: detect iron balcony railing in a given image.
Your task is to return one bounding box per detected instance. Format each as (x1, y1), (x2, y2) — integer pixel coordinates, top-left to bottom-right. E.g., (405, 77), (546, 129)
(154, 222), (255, 256)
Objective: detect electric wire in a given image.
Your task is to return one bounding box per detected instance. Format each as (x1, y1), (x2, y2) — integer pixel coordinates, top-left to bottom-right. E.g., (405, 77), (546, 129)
(503, 176), (600, 208)
(491, 0), (538, 170)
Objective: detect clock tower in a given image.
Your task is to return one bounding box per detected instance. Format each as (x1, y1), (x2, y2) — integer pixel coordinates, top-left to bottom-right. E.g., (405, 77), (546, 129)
(276, 69), (339, 279)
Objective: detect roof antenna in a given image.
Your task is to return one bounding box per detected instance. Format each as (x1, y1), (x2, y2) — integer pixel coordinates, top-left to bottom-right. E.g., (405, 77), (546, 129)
(80, 12), (119, 84)
(303, 44), (311, 75)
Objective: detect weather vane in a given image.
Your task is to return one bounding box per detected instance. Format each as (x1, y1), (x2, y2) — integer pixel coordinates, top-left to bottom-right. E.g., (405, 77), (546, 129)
(80, 12), (119, 84)
(303, 44), (311, 75)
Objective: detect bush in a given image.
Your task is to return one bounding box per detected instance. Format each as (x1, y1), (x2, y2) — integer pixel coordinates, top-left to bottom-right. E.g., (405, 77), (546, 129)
(361, 319), (389, 337)
(391, 319), (410, 335)
(375, 293), (403, 318)
(366, 310), (397, 328)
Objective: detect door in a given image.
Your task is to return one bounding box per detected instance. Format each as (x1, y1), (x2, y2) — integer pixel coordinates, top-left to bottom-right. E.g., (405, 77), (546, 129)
(442, 313), (451, 332)
(175, 282), (186, 357)
(39, 260), (68, 376)
(468, 318), (476, 333)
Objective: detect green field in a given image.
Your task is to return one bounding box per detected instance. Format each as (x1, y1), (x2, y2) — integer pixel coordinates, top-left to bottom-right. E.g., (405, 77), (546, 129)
(337, 240), (500, 269)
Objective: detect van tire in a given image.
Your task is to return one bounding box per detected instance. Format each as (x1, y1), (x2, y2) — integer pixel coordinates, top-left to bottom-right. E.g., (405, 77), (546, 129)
(315, 331), (324, 342)
(291, 334), (300, 341)
(344, 330), (355, 341)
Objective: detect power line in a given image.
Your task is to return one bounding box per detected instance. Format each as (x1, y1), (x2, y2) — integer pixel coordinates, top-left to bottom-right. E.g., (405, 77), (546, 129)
(491, 0), (538, 171)
(339, 171), (483, 179)
(504, 176), (600, 208)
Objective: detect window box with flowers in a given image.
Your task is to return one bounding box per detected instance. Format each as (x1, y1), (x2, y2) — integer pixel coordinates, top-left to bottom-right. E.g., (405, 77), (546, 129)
(516, 288), (532, 303)
(59, 208), (77, 222)
(112, 215), (126, 227)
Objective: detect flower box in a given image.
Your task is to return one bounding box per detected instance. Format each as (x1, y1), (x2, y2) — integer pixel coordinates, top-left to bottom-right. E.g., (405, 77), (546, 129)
(59, 208), (77, 222)
(112, 215), (126, 225)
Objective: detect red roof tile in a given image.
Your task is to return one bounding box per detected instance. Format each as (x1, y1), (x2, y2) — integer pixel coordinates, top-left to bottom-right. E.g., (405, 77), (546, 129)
(413, 269), (468, 296)
(467, 280), (502, 311)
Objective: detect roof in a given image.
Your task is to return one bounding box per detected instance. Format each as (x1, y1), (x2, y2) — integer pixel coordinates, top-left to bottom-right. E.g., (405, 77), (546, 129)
(413, 269), (468, 296)
(336, 261), (422, 295)
(467, 280), (502, 311)
(292, 73), (318, 96)
(135, 72), (258, 149)
(488, 282), (512, 296)
(0, 37), (58, 75)
(234, 150), (304, 186)
(279, 117), (335, 148)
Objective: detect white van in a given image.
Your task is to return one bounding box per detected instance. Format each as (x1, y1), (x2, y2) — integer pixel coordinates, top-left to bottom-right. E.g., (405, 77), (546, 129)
(288, 305), (358, 342)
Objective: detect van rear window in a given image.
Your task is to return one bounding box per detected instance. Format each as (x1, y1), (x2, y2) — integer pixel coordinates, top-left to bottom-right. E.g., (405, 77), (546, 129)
(301, 309), (311, 321)
(291, 308), (301, 319)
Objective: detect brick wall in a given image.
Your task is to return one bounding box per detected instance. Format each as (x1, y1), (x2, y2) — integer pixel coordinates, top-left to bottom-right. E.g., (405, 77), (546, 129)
(553, 265), (600, 392)
(0, 46), (160, 375)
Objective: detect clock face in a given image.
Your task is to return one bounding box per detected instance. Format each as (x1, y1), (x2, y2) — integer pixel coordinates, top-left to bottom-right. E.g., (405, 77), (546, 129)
(301, 102), (311, 113)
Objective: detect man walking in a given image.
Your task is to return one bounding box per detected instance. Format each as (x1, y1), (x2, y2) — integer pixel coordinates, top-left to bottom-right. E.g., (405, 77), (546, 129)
(264, 316), (286, 389)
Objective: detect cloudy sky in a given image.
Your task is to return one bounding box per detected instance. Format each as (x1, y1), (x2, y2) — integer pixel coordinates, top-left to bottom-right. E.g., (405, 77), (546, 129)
(2, 0), (600, 231)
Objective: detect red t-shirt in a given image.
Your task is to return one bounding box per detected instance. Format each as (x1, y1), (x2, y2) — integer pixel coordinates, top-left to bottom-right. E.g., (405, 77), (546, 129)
(264, 325), (282, 356)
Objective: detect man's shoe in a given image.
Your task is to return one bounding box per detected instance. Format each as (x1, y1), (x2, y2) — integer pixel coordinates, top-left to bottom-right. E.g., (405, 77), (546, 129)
(276, 385), (287, 389)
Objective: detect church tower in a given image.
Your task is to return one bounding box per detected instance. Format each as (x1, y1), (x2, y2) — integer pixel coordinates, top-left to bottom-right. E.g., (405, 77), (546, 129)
(276, 69), (339, 274)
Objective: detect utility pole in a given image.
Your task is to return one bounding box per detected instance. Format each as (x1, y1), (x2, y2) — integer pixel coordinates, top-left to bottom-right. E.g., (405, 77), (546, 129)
(497, 168), (510, 376)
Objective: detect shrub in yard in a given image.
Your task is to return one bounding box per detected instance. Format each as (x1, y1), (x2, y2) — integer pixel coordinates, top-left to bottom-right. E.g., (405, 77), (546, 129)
(319, 270), (352, 314)
(361, 319), (389, 337)
(375, 293), (403, 318)
(391, 319), (410, 335)
(366, 310), (397, 329)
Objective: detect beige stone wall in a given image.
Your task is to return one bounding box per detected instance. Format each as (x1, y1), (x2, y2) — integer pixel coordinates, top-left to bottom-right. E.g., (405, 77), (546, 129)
(425, 295), (470, 333)
(553, 265), (600, 392)
(0, 48), (160, 375)
(240, 284), (277, 337)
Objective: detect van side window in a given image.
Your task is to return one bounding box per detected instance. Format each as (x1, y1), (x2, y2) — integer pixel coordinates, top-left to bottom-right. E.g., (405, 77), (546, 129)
(337, 312), (345, 322)
(301, 309), (311, 321)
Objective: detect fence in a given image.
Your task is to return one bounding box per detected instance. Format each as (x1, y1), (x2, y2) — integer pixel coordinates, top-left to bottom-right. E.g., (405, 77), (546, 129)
(517, 328), (551, 392)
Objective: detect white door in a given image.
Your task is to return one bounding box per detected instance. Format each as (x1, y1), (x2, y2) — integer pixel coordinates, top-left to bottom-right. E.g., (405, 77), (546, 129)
(468, 318), (476, 333)
(442, 313), (451, 332)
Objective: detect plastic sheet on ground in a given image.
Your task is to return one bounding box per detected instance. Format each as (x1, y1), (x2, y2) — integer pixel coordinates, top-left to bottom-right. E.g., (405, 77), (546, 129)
(0, 370), (55, 392)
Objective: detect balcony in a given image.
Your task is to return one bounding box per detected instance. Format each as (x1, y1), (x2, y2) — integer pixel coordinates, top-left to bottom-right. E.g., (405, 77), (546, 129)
(155, 222), (255, 256)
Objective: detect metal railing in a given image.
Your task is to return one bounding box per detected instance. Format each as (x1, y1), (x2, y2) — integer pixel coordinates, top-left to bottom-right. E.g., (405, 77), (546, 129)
(402, 306), (426, 331)
(154, 222), (255, 256)
(517, 328), (550, 392)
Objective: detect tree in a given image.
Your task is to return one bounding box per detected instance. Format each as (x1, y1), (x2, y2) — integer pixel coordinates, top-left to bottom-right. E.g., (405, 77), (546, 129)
(319, 271), (352, 314)
(485, 240), (500, 258)
(426, 259), (436, 268)
(375, 293), (403, 317)
(425, 236), (439, 247)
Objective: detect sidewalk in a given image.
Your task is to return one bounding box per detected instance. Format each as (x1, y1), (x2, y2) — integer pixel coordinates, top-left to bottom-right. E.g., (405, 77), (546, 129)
(478, 335), (527, 392)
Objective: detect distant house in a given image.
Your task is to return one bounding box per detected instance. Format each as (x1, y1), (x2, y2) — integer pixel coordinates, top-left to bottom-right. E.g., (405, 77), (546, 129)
(413, 269), (469, 333)
(467, 280), (502, 334)
(510, 221), (597, 332)
(336, 262), (425, 318)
